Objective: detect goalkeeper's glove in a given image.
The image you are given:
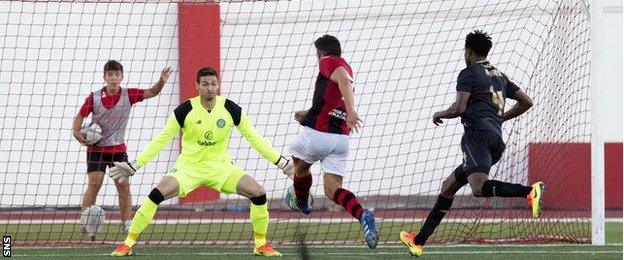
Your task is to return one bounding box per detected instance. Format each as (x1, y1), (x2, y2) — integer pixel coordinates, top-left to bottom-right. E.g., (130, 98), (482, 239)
(109, 161), (141, 183)
(275, 156), (294, 177)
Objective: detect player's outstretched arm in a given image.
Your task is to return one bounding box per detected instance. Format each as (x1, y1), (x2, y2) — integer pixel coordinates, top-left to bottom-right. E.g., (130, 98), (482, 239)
(432, 91), (471, 125)
(108, 113), (180, 183)
(503, 90), (533, 122)
(143, 67), (173, 99)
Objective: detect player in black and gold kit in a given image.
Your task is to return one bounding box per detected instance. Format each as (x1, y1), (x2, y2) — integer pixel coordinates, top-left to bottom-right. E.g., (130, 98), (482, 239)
(400, 30), (545, 256)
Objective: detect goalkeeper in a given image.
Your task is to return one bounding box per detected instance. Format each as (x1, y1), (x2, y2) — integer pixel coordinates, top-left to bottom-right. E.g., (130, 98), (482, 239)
(110, 67), (293, 257)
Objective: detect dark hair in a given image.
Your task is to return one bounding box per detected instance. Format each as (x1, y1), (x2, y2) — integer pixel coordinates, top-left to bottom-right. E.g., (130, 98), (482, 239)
(314, 34), (342, 56)
(465, 30), (492, 57)
(196, 67), (219, 83)
(103, 60), (123, 73)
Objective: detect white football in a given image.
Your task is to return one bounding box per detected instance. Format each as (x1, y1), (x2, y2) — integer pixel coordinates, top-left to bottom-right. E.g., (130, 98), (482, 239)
(82, 123), (103, 145)
(80, 205), (106, 236)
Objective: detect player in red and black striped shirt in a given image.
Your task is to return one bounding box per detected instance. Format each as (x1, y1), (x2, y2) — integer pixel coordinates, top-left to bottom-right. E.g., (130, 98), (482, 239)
(287, 35), (378, 249)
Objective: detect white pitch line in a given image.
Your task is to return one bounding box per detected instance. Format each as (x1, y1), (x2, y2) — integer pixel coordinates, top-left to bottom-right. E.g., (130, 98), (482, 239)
(17, 250), (623, 257)
(4, 217), (619, 225)
(23, 244), (622, 249)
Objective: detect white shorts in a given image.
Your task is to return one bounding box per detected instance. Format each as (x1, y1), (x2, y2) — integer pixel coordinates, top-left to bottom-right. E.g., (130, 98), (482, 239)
(289, 126), (349, 176)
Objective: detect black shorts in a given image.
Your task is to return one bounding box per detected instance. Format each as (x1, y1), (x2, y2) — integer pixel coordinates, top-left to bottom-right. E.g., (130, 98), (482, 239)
(87, 151), (128, 173)
(454, 130), (506, 184)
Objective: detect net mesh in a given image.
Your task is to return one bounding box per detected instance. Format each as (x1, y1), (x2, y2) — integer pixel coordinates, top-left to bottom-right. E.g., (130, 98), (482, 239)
(0, 0), (591, 246)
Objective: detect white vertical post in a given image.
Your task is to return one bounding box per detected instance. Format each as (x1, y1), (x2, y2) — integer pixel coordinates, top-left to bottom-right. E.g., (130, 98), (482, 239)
(590, 0), (605, 246)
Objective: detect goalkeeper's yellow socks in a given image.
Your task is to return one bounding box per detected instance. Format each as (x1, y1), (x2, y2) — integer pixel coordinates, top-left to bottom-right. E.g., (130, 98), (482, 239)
(414, 195), (453, 246)
(249, 195), (269, 248)
(123, 189), (164, 247)
(123, 232), (139, 248)
(332, 188), (365, 220)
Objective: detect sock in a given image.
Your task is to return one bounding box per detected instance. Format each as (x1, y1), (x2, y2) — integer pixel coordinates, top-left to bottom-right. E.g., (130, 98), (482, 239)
(123, 198), (157, 247)
(123, 189), (163, 247)
(332, 188), (365, 220)
(293, 173), (312, 205)
(250, 201), (269, 248)
(414, 195), (454, 246)
(481, 180), (533, 197)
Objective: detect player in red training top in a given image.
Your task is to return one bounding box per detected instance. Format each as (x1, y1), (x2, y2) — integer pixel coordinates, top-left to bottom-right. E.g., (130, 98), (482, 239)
(286, 35), (379, 249)
(72, 60), (172, 236)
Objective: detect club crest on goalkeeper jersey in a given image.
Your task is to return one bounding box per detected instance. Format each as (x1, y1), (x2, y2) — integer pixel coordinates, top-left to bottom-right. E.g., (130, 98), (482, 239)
(135, 95), (280, 170)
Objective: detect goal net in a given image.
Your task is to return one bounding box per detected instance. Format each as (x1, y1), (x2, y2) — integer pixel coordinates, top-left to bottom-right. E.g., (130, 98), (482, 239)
(0, 0), (591, 246)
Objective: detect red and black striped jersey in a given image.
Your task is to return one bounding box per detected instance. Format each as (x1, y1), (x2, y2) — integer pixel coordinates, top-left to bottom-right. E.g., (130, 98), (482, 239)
(300, 55), (353, 135)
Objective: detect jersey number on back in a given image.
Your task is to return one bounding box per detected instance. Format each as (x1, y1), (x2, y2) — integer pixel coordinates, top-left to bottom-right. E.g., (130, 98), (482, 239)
(490, 86), (504, 116)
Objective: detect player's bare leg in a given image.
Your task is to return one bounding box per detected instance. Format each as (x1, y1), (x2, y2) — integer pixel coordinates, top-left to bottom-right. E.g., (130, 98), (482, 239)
(325, 173), (379, 249)
(81, 171), (105, 211)
(236, 175), (282, 257)
(112, 176), (179, 257)
(401, 169), (464, 256)
(286, 157), (313, 214)
(114, 180), (132, 233)
(81, 171), (105, 237)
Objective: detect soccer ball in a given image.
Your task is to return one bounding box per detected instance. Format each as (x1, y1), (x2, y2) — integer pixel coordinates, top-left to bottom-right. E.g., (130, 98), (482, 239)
(80, 205), (106, 237)
(82, 123), (102, 145)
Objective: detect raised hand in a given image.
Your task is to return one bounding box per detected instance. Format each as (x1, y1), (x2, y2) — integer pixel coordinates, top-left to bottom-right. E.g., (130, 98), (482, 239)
(160, 67), (173, 83)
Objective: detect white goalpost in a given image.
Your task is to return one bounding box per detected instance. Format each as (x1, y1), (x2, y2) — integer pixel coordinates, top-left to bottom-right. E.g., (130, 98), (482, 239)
(589, 0), (605, 246)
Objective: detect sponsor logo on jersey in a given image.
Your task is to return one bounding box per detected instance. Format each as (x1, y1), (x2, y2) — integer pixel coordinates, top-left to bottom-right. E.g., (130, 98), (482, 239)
(198, 130), (217, 146)
(328, 108), (347, 120)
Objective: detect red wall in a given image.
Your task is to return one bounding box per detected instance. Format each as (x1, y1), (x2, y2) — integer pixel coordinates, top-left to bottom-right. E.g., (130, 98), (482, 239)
(605, 143), (623, 209)
(177, 2), (221, 204)
(529, 142), (623, 210)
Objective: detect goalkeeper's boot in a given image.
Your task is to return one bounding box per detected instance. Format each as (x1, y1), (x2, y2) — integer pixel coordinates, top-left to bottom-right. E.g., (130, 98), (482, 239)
(359, 210), (379, 249)
(526, 181), (546, 218)
(285, 192), (312, 215)
(399, 231), (423, 257)
(111, 243), (133, 257)
(253, 242), (282, 257)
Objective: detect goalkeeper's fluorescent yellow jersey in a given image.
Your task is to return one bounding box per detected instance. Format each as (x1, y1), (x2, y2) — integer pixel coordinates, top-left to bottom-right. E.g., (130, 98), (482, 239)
(135, 95), (280, 169)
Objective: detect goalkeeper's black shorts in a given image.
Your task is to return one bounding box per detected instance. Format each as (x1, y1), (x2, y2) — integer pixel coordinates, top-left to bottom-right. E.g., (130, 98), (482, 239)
(86, 151), (128, 173)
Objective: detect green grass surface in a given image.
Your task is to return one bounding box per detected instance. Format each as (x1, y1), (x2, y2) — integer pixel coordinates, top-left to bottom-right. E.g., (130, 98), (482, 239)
(6, 222), (622, 259)
(3, 221), (600, 244)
